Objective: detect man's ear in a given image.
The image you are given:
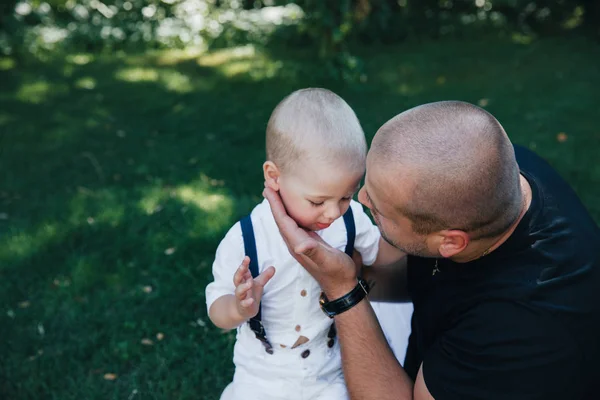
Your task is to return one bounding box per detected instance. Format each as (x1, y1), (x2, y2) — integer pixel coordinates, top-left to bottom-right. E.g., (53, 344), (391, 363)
(437, 230), (469, 258)
(263, 161), (281, 191)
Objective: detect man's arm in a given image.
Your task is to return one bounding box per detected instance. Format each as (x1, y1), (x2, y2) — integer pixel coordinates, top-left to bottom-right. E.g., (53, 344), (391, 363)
(335, 296), (414, 399)
(263, 188), (434, 400)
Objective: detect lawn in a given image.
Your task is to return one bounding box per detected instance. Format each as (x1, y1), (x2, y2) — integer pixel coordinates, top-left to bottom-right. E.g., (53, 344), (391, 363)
(1, 35), (599, 399)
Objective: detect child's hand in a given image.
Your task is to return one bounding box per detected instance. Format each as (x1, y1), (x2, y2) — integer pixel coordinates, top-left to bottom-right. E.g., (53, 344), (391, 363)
(233, 256), (275, 320)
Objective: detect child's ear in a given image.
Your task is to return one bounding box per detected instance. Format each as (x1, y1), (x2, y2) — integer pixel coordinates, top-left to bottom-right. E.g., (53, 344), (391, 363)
(263, 161), (281, 191)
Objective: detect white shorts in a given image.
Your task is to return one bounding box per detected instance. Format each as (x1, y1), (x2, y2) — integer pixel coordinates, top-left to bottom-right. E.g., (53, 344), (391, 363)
(220, 377), (347, 400)
(221, 324), (347, 400)
(220, 302), (413, 399)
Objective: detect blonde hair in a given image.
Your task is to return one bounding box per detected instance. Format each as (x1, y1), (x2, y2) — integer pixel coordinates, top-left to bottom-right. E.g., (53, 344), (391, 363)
(266, 88), (367, 172)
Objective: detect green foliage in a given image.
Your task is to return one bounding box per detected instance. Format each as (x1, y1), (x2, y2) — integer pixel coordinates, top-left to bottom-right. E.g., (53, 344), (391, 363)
(0, 0), (304, 58)
(1, 0), (597, 80)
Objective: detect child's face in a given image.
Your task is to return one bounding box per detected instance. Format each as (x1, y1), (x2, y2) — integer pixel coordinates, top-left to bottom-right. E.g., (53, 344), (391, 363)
(275, 162), (363, 231)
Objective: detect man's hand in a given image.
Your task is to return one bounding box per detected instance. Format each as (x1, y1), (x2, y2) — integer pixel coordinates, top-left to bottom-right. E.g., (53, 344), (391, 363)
(233, 256), (275, 319)
(263, 187), (357, 298)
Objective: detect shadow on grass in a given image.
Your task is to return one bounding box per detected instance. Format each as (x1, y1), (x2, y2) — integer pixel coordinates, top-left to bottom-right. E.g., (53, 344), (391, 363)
(0, 35), (599, 399)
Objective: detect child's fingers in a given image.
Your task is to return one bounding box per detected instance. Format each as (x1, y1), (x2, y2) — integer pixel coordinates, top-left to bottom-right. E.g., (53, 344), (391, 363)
(233, 256), (251, 286)
(239, 297), (254, 308)
(242, 269), (252, 282)
(255, 266), (276, 287)
(235, 278), (253, 300)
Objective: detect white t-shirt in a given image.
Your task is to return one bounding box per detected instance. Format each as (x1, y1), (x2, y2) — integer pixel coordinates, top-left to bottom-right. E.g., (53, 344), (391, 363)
(205, 199), (381, 347)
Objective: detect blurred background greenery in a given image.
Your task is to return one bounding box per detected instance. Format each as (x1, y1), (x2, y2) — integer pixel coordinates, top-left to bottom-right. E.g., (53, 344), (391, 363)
(0, 1), (599, 399)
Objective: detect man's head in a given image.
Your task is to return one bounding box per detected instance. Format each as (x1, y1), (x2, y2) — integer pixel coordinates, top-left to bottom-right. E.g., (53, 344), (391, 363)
(359, 101), (522, 258)
(264, 88), (366, 231)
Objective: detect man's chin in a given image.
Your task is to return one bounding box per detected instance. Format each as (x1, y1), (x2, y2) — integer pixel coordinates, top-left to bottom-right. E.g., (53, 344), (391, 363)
(382, 234), (432, 258)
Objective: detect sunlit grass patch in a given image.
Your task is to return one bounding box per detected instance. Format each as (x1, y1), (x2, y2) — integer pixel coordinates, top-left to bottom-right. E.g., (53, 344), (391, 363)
(116, 67), (160, 83)
(66, 53), (95, 66)
(196, 45), (283, 79)
(0, 57), (16, 71)
(115, 67), (194, 92)
(74, 77), (97, 90)
(0, 223), (59, 264)
(69, 188), (125, 227)
(17, 80), (69, 103)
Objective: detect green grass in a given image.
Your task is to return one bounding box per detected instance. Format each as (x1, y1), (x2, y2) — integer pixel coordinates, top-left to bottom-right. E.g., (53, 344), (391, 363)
(1, 36), (599, 399)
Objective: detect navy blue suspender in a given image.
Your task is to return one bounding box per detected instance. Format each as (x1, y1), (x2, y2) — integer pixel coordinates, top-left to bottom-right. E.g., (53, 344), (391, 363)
(239, 206), (355, 353)
(342, 206), (355, 257)
(239, 215), (273, 354)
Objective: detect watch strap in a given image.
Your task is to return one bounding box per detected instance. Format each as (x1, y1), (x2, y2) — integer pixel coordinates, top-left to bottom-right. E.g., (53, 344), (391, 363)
(319, 278), (370, 318)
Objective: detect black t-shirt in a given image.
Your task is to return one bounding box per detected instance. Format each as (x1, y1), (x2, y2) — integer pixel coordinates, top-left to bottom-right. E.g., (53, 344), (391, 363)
(404, 146), (600, 400)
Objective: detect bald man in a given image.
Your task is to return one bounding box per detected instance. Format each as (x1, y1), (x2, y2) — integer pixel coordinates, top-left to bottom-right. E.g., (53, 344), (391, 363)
(263, 101), (600, 400)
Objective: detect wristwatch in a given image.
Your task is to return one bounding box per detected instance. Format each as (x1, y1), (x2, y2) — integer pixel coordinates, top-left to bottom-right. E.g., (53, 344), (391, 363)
(319, 277), (370, 318)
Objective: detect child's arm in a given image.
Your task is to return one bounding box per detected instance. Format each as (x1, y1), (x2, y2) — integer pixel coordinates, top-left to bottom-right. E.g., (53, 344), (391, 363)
(350, 200), (410, 301)
(372, 237), (406, 267)
(208, 256), (275, 330)
(362, 238), (410, 302)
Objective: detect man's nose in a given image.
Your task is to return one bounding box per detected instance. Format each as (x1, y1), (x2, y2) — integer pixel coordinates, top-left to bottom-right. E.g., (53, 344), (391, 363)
(358, 187), (368, 207)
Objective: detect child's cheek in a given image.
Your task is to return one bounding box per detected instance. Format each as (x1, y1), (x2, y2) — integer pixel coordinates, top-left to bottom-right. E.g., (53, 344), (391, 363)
(287, 205), (317, 231)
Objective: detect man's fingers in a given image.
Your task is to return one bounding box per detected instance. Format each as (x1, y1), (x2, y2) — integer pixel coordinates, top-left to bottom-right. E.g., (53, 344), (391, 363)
(296, 238), (349, 274)
(263, 187), (287, 223)
(294, 235), (329, 261)
(233, 256), (251, 286)
(263, 188), (301, 237)
(254, 266), (276, 287)
(294, 239), (319, 258)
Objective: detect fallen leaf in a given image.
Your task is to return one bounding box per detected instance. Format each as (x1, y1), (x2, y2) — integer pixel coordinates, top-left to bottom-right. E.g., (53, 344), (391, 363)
(478, 98), (489, 107)
(141, 338), (154, 346)
(87, 217), (95, 225)
(0, 213), (8, 220)
(104, 373), (118, 381)
(164, 247), (176, 255)
(142, 286), (153, 293)
(156, 332), (165, 341)
(7, 309), (15, 318)
(557, 132), (568, 142)
(128, 389), (139, 400)
(18, 301), (30, 309)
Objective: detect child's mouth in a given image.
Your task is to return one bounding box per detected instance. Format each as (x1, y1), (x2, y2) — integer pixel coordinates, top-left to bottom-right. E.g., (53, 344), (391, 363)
(315, 222), (331, 230)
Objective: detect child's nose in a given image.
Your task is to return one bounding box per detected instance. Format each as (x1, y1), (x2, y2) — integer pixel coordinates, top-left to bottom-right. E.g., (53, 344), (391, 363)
(324, 204), (342, 221)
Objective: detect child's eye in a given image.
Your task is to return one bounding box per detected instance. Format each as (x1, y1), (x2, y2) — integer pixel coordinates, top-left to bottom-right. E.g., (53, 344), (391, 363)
(342, 197), (351, 202)
(308, 200), (324, 207)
